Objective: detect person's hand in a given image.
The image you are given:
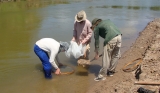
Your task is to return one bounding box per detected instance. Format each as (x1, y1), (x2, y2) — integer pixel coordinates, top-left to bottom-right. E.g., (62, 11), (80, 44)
(94, 54), (99, 60)
(55, 68), (61, 75)
(80, 40), (85, 45)
(81, 41), (85, 45)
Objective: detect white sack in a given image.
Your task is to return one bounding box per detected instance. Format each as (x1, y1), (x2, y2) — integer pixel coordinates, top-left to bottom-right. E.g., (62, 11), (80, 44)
(65, 41), (86, 59)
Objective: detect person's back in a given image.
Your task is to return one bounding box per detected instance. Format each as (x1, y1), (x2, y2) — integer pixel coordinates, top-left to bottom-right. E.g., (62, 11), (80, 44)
(36, 38), (60, 53)
(94, 19), (121, 46)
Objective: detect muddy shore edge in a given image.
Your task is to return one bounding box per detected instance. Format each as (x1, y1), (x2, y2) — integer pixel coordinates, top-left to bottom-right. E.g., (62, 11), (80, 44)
(87, 18), (160, 93)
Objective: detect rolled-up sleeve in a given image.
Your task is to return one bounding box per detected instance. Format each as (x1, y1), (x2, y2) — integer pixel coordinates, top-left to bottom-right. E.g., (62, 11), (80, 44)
(94, 28), (100, 51)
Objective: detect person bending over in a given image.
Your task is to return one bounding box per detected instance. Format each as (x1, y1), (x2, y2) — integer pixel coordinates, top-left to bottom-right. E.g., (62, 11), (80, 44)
(34, 38), (69, 79)
(91, 18), (122, 81)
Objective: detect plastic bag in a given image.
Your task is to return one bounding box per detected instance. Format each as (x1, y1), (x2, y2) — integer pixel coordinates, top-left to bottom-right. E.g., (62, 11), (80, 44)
(65, 41), (86, 59)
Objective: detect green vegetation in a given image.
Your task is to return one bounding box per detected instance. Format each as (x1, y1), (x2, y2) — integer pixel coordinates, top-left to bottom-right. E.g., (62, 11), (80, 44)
(96, 5), (109, 8)
(95, 5), (160, 11)
(128, 6), (140, 10)
(111, 5), (123, 9)
(150, 6), (160, 11)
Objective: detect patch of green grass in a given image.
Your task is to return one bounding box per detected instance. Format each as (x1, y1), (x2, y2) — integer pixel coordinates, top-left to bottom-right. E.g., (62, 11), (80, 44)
(127, 6), (140, 10)
(96, 5), (109, 8)
(150, 6), (160, 11)
(132, 6), (140, 10)
(111, 5), (123, 9)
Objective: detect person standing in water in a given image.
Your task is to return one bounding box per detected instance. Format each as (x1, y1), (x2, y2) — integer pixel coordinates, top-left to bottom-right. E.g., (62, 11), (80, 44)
(71, 10), (93, 64)
(34, 38), (69, 79)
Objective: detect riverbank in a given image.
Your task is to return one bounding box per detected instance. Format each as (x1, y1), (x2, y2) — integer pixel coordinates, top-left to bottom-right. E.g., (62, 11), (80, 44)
(87, 18), (160, 93)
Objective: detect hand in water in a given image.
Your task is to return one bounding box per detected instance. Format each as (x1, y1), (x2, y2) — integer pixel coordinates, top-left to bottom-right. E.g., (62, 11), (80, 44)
(93, 50), (100, 60)
(94, 54), (99, 60)
(55, 68), (61, 75)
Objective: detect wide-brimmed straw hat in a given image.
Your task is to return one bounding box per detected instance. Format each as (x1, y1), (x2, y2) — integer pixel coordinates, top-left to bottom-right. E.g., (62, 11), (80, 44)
(75, 10), (87, 22)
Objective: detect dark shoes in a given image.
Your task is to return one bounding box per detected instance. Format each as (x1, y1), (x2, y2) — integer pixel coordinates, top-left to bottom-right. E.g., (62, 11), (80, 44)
(137, 87), (156, 93)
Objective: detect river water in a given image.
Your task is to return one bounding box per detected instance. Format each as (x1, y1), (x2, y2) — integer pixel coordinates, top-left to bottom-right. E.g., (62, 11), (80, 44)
(0, 0), (160, 93)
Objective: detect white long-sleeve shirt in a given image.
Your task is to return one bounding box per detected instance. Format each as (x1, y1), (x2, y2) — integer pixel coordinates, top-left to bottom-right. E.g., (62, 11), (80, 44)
(36, 38), (60, 69)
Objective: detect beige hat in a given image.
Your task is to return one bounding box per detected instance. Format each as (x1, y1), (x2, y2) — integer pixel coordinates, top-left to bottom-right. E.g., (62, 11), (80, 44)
(75, 10), (87, 22)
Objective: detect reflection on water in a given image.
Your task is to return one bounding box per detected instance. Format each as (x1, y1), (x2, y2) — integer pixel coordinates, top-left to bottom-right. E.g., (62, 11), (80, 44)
(0, 1), (70, 14)
(0, 0), (160, 93)
(0, 5), (40, 59)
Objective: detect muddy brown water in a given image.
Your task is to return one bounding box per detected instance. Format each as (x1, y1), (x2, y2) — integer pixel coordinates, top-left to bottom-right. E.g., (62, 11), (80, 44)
(0, 0), (160, 93)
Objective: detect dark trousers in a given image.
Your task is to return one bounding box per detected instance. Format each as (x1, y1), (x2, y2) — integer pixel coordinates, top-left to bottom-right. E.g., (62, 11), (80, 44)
(34, 44), (52, 79)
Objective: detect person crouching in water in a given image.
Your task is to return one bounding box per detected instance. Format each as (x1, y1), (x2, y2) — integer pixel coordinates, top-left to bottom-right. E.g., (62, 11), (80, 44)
(91, 18), (122, 81)
(34, 38), (69, 79)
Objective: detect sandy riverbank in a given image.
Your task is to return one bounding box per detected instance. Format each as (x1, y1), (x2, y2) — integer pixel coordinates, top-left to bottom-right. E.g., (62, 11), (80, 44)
(87, 18), (160, 93)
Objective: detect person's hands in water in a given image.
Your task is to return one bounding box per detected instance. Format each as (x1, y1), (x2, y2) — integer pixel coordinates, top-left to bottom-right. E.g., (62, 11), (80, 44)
(55, 68), (61, 75)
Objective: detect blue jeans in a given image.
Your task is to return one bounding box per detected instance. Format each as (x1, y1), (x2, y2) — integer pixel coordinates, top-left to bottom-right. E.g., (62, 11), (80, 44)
(34, 45), (52, 79)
